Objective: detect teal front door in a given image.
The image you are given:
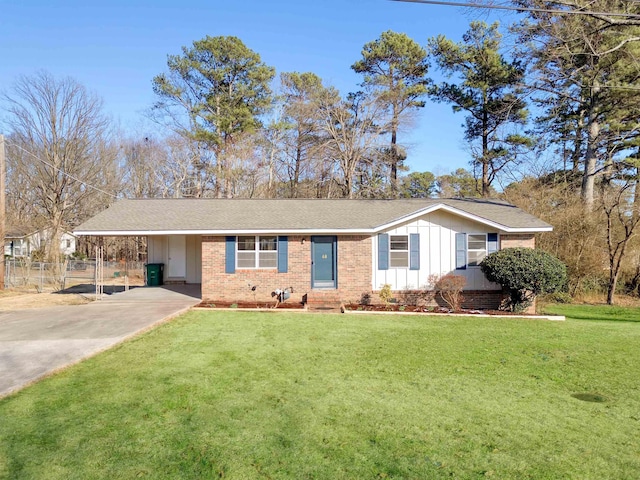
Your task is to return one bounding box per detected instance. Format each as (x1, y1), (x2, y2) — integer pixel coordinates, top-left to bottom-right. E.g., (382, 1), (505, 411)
(312, 236), (337, 288)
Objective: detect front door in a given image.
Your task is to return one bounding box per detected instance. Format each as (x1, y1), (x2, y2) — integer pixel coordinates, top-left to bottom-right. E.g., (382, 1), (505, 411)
(311, 236), (337, 288)
(168, 235), (186, 278)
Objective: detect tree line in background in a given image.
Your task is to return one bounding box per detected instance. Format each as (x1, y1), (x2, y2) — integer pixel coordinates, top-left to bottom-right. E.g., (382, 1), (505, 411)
(3, 1), (640, 304)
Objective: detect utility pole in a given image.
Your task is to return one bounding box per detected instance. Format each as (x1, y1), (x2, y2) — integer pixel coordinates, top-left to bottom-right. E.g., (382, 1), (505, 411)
(0, 135), (5, 290)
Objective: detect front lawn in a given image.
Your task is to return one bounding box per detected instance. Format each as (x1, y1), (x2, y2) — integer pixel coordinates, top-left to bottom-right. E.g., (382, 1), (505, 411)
(541, 302), (640, 322)
(1, 310), (638, 479)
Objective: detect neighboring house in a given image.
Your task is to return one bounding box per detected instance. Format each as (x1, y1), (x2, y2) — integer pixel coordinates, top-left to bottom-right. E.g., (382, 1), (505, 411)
(4, 228), (31, 258)
(74, 198), (552, 308)
(4, 228), (77, 258)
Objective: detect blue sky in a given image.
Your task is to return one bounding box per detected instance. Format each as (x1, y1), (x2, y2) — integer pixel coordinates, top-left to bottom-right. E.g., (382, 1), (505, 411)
(0, 0), (516, 176)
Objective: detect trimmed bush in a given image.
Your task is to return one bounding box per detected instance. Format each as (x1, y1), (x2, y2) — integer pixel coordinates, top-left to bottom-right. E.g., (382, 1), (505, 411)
(433, 273), (466, 310)
(480, 248), (567, 312)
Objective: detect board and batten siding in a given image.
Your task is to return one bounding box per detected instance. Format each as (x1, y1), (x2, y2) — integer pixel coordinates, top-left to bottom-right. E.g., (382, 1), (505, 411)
(372, 209), (501, 291)
(147, 234), (202, 283)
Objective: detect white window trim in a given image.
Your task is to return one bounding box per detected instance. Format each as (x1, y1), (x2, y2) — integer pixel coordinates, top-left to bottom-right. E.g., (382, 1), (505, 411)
(389, 234), (409, 269)
(467, 233), (488, 268)
(236, 235), (278, 270)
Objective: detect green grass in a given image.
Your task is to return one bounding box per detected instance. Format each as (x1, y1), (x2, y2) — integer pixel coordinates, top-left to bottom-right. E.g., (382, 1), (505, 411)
(541, 302), (640, 322)
(1, 310), (639, 479)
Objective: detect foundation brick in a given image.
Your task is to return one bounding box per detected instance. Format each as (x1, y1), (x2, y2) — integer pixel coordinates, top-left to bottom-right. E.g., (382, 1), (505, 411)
(501, 234), (535, 249)
(201, 235), (372, 304)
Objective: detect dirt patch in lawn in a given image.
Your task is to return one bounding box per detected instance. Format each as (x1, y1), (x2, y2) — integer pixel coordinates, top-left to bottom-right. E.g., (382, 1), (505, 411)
(0, 277), (146, 311)
(0, 290), (93, 310)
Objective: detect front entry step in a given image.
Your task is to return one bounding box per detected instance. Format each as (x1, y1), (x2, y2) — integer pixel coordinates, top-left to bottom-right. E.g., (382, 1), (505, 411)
(304, 290), (343, 312)
(307, 305), (343, 313)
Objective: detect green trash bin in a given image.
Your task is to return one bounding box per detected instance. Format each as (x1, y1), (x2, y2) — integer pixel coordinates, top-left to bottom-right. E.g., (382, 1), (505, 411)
(145, 263), (164, 286)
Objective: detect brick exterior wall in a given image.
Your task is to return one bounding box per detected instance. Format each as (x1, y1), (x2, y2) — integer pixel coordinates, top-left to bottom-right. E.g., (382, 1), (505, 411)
(334, 235), (372, 303)
(500, 234), (535, 249)
(500, 233), (538, 313)
(201, 235), (372, 304)
(371, 289), (507, 310)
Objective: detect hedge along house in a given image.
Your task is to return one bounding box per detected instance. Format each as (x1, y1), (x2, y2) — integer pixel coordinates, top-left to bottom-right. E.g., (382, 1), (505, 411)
(74, 198), (552, 308)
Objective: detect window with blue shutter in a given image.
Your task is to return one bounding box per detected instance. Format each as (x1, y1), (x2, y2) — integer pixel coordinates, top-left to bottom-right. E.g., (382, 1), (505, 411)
(409, 233), (420, 270)
(277, 236), (288, 273)
(378, 233), (389, 270)
(225, 236), (236, 274)
(487, 233), (498, 254)
(455, 233), (467, 270)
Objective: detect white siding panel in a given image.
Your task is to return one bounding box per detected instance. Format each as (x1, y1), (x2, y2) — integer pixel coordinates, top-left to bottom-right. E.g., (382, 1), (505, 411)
(372, 210), (502, 292)
(148, 235), (202, 284)
(186, 235), (202, 283)
(147, 236), (167, 264)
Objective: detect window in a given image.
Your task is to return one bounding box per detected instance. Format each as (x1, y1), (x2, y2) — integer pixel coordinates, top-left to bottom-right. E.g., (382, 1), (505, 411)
(467, 234), (487, 267)
(66, 239), (71, 248)
(237, 235), (277, 269)
(389, 235), (409, 268)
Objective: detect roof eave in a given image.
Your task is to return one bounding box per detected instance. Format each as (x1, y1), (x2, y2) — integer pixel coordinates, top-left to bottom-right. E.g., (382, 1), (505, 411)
(73, 228), (374, 236)
(373, 203), (553, 233)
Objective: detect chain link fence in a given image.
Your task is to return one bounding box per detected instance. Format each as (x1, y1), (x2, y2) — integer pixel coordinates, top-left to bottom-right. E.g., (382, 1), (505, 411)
(4, 259), (145, 292)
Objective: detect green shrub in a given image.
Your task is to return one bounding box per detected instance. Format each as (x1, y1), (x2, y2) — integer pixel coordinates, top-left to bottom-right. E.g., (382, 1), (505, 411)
(360, 293), (372, 305)
(379, 284), (393, 305)
(480, 248), (567, 312)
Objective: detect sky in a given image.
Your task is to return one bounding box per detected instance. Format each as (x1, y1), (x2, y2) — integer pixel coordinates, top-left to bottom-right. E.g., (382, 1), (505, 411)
(0, 0), (516, 177)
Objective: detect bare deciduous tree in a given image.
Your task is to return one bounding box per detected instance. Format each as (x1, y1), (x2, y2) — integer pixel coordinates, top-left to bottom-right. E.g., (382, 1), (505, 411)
(3, 71), (117, 260)
(317, 91), (385, 198)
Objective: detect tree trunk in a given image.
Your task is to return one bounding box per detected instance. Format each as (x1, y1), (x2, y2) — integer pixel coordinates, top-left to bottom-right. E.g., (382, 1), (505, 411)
(267, 147), (275, 199)
(481, 90), (490, 197)
(581, 82), (600, 210)
(345, 174), (353, 199)
(293, 136), (302, 198)
(390, 129), (398, 197)
(390, 108), (399, 198)
(571, 105), (585, 173)
(46, 209), (65, 262)
(607, 241), (627, 305)
(607, 269), (619, 305)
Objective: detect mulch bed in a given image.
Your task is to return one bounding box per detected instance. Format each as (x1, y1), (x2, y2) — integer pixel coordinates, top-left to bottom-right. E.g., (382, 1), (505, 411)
(196, 301), (305, 310)
(343, 304), (524, 316)
(195, 301), (526, 315)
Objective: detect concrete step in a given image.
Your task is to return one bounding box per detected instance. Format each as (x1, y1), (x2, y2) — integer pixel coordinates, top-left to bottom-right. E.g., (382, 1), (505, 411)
(303, 290), (343, 312)
(306, 291), (341, 302)
(306, 303), (343, 313)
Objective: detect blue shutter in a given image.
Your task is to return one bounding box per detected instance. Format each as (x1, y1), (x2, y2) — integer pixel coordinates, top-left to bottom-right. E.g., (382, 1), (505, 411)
(487, 233), (498, 254)
(409, 233), (420, 270)
(277, 236), (288, 273)
(225, 236), (236, 274)
(455, 233), (467, 270)
(378, 233), (389, 270)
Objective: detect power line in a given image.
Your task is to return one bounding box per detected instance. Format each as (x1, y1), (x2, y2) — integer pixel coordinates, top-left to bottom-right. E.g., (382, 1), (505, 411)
(391, 0), (640, 19)
(5, 140), (117, 198)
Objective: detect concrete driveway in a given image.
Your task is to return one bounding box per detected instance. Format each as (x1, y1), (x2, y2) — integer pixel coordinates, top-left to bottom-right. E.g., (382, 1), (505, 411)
(0, 285), (201, 398)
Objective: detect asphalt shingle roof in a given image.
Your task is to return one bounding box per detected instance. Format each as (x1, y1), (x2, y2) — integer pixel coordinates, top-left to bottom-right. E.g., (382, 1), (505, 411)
(74, 198), (552, 234)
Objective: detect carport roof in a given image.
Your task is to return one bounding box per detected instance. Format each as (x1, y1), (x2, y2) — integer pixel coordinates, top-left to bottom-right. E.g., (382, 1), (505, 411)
(74, 198), (552, 235)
